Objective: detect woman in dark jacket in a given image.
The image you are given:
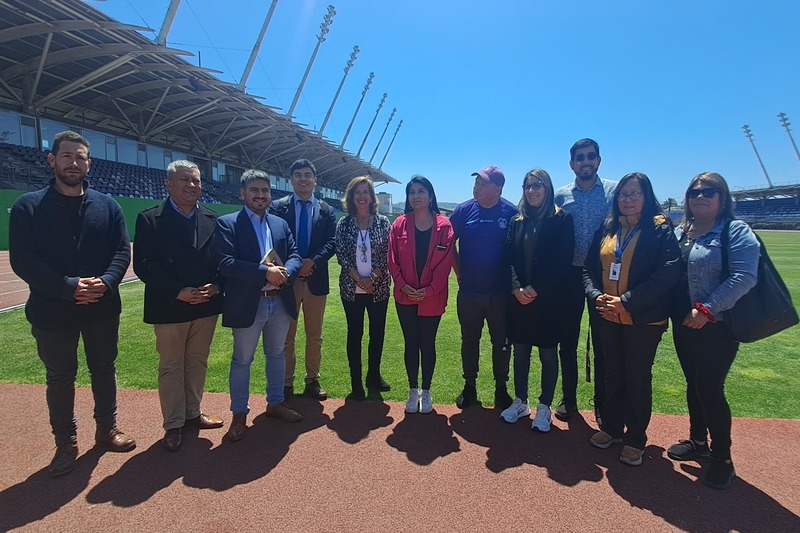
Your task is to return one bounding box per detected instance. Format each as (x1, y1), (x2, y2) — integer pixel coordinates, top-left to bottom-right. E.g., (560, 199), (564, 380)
(583, 172), (680, 466)
(502, 169), (574, 432)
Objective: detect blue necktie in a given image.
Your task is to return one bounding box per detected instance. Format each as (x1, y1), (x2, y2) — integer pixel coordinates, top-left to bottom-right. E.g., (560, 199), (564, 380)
(298, 200), (310, 258)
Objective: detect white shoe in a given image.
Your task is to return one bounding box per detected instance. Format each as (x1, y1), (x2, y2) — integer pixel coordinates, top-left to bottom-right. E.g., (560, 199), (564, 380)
(500, 397), (530, 423)
(420, 389), (433, 414)
(405, 388), (420, 413)
(531, 403), (551, 432)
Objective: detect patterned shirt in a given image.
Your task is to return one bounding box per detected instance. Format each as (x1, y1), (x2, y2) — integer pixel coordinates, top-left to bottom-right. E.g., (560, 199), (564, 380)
(554, 177), (617, 266)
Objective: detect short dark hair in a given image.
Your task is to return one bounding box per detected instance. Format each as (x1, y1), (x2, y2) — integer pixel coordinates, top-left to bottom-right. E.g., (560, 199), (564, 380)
(569, 138), (600, 160)
(403, 175), (440, 214)
(290, 159), (316, 176)
(240, 169), (271, 189)
(52, 131), (90, 157)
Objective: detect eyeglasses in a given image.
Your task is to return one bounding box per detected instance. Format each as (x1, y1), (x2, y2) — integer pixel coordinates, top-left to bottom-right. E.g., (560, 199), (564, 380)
(618, 191), (643, 201)
(523, 182), (544, 192)
(687, 187), (718, 199)
(573, 152), (598, 162)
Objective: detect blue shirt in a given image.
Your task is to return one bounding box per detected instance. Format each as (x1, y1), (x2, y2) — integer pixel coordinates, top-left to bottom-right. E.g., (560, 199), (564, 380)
(450, 197), (517, 296)
(554, 177), (618, 267)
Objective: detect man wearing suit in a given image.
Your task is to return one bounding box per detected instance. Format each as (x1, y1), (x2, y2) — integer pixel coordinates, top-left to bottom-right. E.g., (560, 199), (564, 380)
(269, 159), (336, 400)
(133, 160), (225, 452)
(215, 169), (304, 442)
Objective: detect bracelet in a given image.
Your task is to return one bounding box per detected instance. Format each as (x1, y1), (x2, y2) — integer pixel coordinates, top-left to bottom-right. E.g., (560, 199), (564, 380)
(694, 302), (716, 323)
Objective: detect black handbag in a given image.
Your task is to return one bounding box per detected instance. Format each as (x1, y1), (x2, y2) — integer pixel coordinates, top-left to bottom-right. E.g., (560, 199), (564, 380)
(721, 219), (799, 342)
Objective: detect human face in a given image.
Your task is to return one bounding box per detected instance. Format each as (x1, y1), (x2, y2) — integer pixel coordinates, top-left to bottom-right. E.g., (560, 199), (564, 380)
(353, 182), (372, 214)
(472, 177), (501, 208)
(166, 167), (201, 214)
(569, 145), (601, 182)
(48, 140), (90, 194)
(523, 176), (546, 208)
(617, 179), (644, 218)
(290, 166), (317, 200)
(241, 178), (272, 216)
(688, 181), (721, 223)
(408, 182), (431, 212)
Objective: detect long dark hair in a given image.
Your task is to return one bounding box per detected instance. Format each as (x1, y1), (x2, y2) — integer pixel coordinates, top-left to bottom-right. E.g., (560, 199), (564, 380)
(604, 172), (667, 234)
(515, 168), (555, 227)
(680, 172), (735, 231)
(403, 174), (440, 214)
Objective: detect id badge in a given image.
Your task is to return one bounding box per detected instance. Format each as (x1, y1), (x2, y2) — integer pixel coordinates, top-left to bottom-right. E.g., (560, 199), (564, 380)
(609, 262), (621, 281)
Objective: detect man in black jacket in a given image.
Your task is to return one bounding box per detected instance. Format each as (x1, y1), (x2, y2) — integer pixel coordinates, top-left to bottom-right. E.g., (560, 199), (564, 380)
(133, 160), (225, 452)
(9, 131), (135, 478)
(269, 159), (336, 400)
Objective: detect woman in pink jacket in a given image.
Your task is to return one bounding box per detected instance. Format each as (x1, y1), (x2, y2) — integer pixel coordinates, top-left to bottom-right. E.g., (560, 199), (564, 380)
(389, 176), (455, 414)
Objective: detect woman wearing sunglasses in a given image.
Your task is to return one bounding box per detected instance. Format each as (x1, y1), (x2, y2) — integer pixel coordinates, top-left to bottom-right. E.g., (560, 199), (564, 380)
(667, 172), (759, 489)
(335, 176), (392, 399)
(502, 169), (574, 431)
(584, 172), (680, 466)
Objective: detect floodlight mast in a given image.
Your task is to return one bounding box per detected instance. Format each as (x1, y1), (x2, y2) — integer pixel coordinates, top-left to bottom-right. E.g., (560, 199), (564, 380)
(238, 0), (279, 91)
(155, 0), (182, 46)
(742, 124), (773, 188)
(379, 119), (403, 170)
(369, 107), (396, 164)
(287, 5), (336, 118)
(341, 72), (374, 149)
(778, 112), (800, 164)
(356, 93), (387, 158)
(319, 45), (359, 135)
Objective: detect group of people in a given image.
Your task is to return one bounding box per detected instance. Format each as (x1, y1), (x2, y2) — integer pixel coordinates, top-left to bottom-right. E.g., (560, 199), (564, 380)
(10, 132), (759, 492)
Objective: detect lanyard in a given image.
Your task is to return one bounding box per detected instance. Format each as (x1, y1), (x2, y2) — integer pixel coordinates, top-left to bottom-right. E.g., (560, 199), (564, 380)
(615, 224), (640, 263)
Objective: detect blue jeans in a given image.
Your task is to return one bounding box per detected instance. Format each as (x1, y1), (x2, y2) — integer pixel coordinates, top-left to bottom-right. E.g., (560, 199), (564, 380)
(230, 295), (291, 414)
(513, 344), (558, 406)
(32, 316), (120, 446)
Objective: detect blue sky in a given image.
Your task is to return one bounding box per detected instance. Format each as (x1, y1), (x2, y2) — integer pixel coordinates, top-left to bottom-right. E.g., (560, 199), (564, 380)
(93, 0), (800, 205)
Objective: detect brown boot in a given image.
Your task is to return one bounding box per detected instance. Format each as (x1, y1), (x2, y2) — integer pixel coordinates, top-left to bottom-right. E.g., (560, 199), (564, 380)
(95, 426), (136, 452)
(48, 442), (78, 478)
(227, 413), (247, 441)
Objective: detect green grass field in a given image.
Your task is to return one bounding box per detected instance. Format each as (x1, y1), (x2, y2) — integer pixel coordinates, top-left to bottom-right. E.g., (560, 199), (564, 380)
(1, 231), (798, 419)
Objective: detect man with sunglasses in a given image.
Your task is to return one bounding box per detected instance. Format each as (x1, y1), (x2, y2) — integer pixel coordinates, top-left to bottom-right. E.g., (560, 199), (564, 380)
(554, 138), (618, 428)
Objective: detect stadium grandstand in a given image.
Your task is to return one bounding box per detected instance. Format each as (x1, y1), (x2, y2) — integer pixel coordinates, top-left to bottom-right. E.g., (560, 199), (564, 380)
(0, 0), (399, 224)
(732, 182), (800, 230)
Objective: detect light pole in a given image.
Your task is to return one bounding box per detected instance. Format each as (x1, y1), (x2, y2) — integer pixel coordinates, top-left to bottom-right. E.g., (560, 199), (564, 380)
(742, 124), (773, 188)
(238, 0), (279, 91)
(319, 45), (359, 136)
(778, 112), (800, 164)
(379, 119), (403, 170)
(340, 72), (374, 149)
(287, 5), (336, 118)
(356, 93), (387, 158)
(369, 107), (396, 164)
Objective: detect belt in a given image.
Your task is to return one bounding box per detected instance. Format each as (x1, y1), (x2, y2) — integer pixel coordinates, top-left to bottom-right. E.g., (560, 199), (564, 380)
(261, 289), (281, 297)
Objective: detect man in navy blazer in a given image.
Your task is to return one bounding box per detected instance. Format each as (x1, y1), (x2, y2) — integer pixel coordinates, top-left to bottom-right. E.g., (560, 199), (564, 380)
(269, 159), (336, 401)
(215, 169), (304, 441)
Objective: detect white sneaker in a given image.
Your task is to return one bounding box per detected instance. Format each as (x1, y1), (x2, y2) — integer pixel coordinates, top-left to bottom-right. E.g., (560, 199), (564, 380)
(405, 388), (420, 413)
(420, 389), (433, 414)
(500, 397), (530, 423)
(531, 403), (551, 432)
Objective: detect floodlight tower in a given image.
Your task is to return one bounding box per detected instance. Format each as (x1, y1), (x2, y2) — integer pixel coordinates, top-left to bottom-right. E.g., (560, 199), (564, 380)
(341, 72), (374, 149)
(238, 0), (279, 91)
(369, 107), (396, 164)
(287, 5), (336, 118)
(319, 45), (359, 136)
(778, 112), (800, 164)
(742, 124), (773, 188)
(155, 0), (182, 45)
(356, 93), (387, 158)
(379, 119), (403, 170)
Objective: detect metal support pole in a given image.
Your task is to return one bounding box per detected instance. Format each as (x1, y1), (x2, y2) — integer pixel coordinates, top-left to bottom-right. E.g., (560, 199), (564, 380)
(319, 45), (359, 135)
(340, 72), (373, 149)
(369, 107), (395, 164)
(742, 124), (773, 188)
(156, 0), (182, 46)
(238, 0), (279, 91)
(287, 5), (336, 118)
(778, 112), (800, 164)
(356, 93), (386, 158)
(379, 119), (403, 170)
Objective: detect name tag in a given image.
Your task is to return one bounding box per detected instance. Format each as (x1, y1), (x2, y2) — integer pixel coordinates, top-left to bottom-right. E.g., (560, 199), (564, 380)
(609, 262), (621, 281)
(435, 245), (446, 251)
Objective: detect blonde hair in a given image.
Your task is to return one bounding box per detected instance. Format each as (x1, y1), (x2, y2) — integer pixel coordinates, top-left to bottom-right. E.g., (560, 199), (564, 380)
(343, 175), (378, 216)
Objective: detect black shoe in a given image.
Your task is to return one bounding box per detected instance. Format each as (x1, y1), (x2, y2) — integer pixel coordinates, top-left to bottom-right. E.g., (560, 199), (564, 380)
(162, 428), (182, 452)
(667, 439), (711, 462)
(456, 383), (477, 409)
(48, 442), (78, 478)
(303, 380), (328, 401)
(349, 386), (366, 401)
(704, 458), (735, 490)
(554, 400), (577, 421)
(494, 384), (513, 410)
(366, 375), (391, 392)
(284, 385), (294, 399)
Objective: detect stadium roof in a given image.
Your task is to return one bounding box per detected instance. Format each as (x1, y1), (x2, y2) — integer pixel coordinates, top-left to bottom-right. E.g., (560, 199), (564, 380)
(0, 0), (398, 189)
(732, 183), (800, 201)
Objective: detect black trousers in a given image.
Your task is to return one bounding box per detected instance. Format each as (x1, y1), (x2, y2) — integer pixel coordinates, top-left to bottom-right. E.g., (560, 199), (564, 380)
(456, 291), (510, 385)
(395, 302), (442, 390)
(672, 320), (739, 461)
(598, 320), (665, 450)
(342, 295), (388, 387)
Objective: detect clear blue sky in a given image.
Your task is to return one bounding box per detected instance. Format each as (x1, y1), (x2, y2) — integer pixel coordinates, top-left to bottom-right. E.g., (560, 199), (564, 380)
(93, 0), (800, 205)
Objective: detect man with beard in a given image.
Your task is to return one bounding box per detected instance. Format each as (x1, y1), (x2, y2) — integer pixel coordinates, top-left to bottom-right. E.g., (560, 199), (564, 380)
(553, 138), (617, 428)
(9, 131), (135, 478)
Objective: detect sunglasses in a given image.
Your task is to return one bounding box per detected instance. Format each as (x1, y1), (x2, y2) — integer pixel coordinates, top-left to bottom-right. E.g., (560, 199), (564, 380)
(687, 187), (718, 199)
(523, 182), (545, 191)
(573, 152), (598, 162)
